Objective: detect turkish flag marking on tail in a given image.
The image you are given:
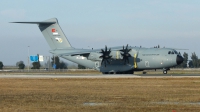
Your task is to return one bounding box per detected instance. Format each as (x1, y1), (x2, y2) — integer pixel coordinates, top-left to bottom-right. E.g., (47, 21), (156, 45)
(52, 29), (55, 32)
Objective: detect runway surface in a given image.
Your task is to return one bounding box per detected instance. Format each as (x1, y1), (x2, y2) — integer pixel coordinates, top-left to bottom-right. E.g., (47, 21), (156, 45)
(0, 74), (200, 78)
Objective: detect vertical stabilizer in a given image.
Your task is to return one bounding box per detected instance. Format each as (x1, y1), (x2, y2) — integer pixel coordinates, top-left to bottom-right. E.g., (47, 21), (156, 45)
(12, 18), (72, 50)
(39, 18), (72, 49)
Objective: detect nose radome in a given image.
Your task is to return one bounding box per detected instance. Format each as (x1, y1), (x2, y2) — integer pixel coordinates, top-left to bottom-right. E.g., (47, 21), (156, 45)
(176, 55), (184, 65)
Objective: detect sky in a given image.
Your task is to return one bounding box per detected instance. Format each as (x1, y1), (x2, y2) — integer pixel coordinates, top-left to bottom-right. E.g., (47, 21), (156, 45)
(0, 0), (200, 65)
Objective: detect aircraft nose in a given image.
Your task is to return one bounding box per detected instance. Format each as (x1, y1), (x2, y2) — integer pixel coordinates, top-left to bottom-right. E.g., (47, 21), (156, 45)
(176, 55), (184, 65)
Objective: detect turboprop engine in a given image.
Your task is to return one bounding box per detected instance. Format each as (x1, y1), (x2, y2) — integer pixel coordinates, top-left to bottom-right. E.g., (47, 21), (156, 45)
(109, 51), (123, 60)
(87, 52), (102, 61)
(87, 51), (123, 62)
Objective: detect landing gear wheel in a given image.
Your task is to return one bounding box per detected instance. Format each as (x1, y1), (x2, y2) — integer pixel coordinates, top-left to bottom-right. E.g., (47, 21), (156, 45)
(163, 70), (167, 74)
(124, 70), (134, 74)
(102, 72), (108, 74)
(129, 70), (134, 74)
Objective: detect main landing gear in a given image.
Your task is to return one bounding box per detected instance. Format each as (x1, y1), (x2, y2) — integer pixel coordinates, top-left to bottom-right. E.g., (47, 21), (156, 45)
(163, 68), (170, 74)
(163, 70), (167, 74)
(102, 70), (134, 74)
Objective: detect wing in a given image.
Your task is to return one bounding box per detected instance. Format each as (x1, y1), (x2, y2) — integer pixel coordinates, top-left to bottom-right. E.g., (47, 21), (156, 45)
(53, 46), (129, 56)
(57, 49), (97, 56)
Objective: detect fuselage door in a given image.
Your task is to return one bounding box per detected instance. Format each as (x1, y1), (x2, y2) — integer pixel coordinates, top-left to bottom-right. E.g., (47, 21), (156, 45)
(145, 61), (150, 67)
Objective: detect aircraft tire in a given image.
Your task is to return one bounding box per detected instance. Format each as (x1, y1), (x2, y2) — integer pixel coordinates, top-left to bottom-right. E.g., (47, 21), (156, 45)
(130, 70), (134, 74)
(123, 70), (134, 74)
(102, 72), (109, 74)
(163, 70), (167, 74)
(128, 70), (134, 74)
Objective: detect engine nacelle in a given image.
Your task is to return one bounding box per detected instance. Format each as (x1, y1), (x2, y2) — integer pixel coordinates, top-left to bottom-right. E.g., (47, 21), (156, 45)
(110, 51), (123, 60)
(87, 51), (128, 61)
(87, 52), (102, 61)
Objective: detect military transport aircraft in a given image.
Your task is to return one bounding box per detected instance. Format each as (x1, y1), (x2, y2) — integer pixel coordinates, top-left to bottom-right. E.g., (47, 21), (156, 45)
(12, 18), (183, 74)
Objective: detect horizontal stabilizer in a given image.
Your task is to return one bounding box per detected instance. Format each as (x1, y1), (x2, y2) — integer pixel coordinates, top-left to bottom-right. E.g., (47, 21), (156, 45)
(10, 22), (56, 24)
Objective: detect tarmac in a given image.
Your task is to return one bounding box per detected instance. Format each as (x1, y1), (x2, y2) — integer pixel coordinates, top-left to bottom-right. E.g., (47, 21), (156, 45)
(0, 74), (200, 78)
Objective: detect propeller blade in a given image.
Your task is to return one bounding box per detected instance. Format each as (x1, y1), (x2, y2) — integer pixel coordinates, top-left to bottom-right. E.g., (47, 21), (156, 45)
(101, 49), (104, 53)
(101, 58), (105, 65)
(124, 58), (127, 64)
(127, 58), (129, 63)
(120, 44), (132, 64)
(106, 59), (110, 64)
(100, 45), (112, 67)
(126, 44), (128, 49)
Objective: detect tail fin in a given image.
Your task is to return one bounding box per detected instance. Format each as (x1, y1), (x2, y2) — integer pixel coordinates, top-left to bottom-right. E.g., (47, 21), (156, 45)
(11, 18), (72, 50)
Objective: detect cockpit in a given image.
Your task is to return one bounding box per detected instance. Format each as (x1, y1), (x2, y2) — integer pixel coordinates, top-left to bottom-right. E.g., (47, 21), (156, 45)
(168, 50), (179, 55)
(167, 50), (183, 65)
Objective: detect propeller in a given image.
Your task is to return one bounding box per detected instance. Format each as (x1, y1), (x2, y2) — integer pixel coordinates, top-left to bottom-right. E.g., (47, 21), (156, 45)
(120, 44), (132, 64)
(99, 46), (112, 67)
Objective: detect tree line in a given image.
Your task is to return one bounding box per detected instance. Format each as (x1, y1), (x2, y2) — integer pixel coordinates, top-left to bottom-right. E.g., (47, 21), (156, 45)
(171, 52), (199, 68)
(19, 56), (68, 69)
(0, 56), (68, 70)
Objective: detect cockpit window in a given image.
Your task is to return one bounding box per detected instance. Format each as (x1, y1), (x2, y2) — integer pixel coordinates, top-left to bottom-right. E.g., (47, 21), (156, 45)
(174, 51), (178, 54)
(168, 51), (178, 55)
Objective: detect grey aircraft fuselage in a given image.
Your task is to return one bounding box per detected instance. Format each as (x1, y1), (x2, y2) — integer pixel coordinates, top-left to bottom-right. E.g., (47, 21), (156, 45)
(12, 18), (184, 74)
(50, 46), (181, 74)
